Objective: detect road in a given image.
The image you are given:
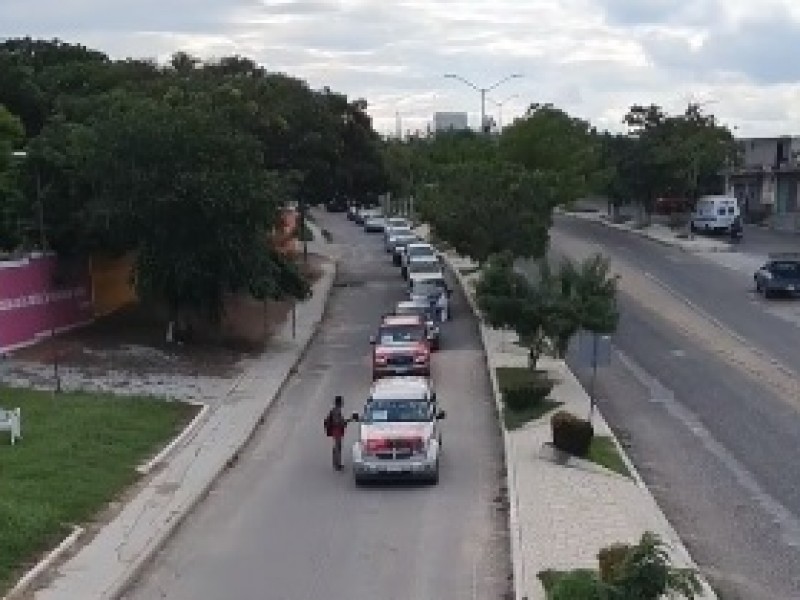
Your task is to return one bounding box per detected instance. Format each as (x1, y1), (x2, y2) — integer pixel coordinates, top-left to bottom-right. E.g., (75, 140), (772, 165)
(549, 216), (800, 600)
(123, 212), (510, 600)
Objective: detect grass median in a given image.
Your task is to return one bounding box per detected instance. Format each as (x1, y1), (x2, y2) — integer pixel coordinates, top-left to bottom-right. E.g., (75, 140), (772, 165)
(0, 387), (197, 593)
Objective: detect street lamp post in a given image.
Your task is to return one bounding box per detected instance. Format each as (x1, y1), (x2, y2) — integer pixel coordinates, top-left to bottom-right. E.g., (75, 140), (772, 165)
(488, 93), (520, 131)
(443, 73), (522, 133)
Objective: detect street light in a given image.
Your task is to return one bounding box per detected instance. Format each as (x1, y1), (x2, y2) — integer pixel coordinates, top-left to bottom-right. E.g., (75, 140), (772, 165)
(487, 93), (520, 131)
(443, 73), (522, 133)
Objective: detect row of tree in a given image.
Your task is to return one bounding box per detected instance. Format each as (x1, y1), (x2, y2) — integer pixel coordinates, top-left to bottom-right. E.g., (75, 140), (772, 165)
(386, 99), (738, 362)
(0, 38), (389, 326)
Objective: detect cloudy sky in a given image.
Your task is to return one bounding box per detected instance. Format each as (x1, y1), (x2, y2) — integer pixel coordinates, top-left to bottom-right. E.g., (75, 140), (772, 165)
(3, 0), (800, 137)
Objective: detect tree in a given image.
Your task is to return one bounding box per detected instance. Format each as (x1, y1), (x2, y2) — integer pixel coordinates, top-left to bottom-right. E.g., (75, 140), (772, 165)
(500, 103), (602, 206)
(0, 104), (25, 251)
(419, 161), (554, 264)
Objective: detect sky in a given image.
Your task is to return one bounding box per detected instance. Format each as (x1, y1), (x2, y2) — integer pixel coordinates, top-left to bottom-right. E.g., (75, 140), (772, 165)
(2, 0), (800, 137)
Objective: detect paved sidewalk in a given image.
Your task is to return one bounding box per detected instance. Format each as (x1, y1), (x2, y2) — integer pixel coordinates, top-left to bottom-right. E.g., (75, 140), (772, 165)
(27, 232), (339, 600)
(444, 251), (716, 600)
(561, 208), (733, 253)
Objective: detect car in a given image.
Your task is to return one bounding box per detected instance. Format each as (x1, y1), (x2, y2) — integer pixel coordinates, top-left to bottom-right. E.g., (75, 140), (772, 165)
(356, 207), (380, 226)
(385, 217), (411, 231)
(370, 314), (431, 379)
(384, 225), (413, 252)
(350, 377), (445, 484)
(690, 195), (741, 234)
(395, 299), (441, 350)
(364, 216), (387, 232)
(754, 253), (800, 298)
(408, 272), (452, 321)
(390, 233), (420, 265)
(405, 255), (443, 280)
(401, 242), (439, 277)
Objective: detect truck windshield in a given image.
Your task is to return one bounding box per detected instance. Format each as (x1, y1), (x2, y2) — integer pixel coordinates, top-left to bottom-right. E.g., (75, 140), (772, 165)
(378, 325), (425, 344)
(363, 400), (431, 422)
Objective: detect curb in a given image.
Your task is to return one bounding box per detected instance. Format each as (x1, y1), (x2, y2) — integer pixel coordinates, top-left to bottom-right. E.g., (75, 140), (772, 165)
(135, 401), (210, 475)
(562, 212), (734, 254)
(4, 526), (84, 600)
(108, 256), (339, 600)
(444, 252), (716, 600)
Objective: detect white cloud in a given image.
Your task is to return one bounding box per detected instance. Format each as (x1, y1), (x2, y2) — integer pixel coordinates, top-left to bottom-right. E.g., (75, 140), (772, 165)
(1, 0), (799, 137)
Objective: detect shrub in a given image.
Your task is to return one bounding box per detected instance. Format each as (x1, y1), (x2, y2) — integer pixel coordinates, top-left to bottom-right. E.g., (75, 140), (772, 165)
(549, 570), (609, 600)
(551, 410), (594, 457)
(501, 377), (554, 412)
(598, 543), (631, 583)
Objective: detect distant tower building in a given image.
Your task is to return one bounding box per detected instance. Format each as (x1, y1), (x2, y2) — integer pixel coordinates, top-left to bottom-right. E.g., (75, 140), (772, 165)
(433, 112), (469, 132)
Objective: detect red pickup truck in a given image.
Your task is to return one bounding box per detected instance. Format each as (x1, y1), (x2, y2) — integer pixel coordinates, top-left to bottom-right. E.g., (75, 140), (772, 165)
(370, 315), (431, 379)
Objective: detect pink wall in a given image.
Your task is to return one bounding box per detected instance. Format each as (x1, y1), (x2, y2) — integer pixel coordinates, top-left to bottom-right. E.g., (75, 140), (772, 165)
(0, 254), (94, 353)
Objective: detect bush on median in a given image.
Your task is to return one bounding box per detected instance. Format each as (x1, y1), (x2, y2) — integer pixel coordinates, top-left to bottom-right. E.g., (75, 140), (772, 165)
(551, 410), (594, 457)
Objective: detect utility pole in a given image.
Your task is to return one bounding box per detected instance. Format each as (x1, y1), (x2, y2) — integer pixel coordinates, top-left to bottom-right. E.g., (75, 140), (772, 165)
(444, 73), (522, 134)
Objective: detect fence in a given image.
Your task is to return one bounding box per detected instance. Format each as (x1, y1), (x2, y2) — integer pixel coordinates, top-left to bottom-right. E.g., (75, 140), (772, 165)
(0, 254), (94, 354)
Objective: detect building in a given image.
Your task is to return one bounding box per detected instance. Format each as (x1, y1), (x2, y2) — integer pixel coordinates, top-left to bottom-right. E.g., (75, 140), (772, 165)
(433, 112), (469, 132)
(725, 136), (800, 230)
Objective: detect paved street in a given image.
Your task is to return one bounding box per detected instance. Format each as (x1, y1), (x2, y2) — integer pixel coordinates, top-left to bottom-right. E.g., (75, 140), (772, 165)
(551, 216), (800, 599)
(123, 212), (510, 600)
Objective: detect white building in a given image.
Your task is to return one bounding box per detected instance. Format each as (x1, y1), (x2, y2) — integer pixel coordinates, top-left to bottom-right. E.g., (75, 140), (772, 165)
(433, 112), (469, 132)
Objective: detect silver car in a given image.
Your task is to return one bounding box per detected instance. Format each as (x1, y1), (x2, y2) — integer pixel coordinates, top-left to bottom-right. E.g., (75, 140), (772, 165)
(396, 299), (441, 350)
(351, 377), (445, 484)
(384, 225), (413, 251)
(390, 233), (420, 265)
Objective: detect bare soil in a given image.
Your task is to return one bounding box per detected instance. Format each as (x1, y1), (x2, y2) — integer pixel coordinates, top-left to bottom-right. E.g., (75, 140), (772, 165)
(8, 255), (326, 379)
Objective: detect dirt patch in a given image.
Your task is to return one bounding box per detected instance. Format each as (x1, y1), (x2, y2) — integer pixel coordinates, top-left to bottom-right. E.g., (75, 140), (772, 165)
(5, 255), (326, 383)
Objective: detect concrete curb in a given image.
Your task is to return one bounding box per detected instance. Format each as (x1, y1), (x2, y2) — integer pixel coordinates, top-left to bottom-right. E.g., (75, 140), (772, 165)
(4, 526), (84, 600)
(562, 211), (734, 254)
(444, 253), (717, 600)
(135, 401), (210, 475)
(107, 257), (339, 600)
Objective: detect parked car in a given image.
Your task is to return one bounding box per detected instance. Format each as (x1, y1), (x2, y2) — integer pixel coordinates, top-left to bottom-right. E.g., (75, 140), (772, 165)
(395, 299), (441, 350)
(401, 243), (439, 278)
(690, 195), (741, 233)
(370, 314), (431, 379)
(754, 253), (800, 298)
(325, 198), (347, 212)
(390, 233), (420, 265)
(384, 226), (413, 252)
(364, 215), (387, 232)
(408, 272), (452, 321)
(405, 255), (443, 279)
(350, 377), (445, 484)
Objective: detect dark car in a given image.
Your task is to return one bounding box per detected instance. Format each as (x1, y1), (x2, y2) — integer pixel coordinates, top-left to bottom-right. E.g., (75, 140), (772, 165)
(325, 198), (348, 213)
(754, 253), (800, 298)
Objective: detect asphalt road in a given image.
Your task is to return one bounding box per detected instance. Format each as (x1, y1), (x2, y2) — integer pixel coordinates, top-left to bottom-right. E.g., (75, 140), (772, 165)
(551, 216), (800, 599)
(124, 212), (510, 600)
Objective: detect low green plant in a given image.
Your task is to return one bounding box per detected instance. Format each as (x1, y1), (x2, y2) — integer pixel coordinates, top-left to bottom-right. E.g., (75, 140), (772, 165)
(496, 367), (560, 429)
(551, 410), (594, 457)
(538, 532), (703, 600)
(588, 436), (631, 478)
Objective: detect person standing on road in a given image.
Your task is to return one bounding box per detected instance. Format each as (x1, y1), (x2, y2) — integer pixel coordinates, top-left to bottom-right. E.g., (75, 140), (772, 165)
(324, 395), (350, 471)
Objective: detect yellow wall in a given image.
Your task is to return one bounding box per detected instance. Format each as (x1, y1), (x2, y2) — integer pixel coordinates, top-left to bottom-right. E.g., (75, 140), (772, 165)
(91, 253), (137, 317)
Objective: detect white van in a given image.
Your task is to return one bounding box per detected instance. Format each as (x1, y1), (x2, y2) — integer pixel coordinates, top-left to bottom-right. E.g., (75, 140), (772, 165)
(690, 195), (740, 233)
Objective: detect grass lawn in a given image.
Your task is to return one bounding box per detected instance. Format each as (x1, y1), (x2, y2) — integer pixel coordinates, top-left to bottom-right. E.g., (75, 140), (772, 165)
(503, 400), (563, 430)
(0, 387), (196, 593)
(496, 367), (562, 430)
(587, 436), (631, 478)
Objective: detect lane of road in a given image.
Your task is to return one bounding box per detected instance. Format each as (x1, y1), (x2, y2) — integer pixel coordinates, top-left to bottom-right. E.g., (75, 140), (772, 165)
(556, 216), (800, 380)
(124, 212), (510, 600)
(550, 219), (800, 599)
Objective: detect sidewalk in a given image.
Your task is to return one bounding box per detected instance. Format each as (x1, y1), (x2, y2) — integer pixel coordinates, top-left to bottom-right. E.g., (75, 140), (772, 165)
(560, 208), (733, 253)
(22, 231), (339, 600)
(444, 251), (716, 600)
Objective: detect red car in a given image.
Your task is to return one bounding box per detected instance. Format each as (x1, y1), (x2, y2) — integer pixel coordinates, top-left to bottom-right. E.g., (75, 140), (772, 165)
(370, 315), (431, 379)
